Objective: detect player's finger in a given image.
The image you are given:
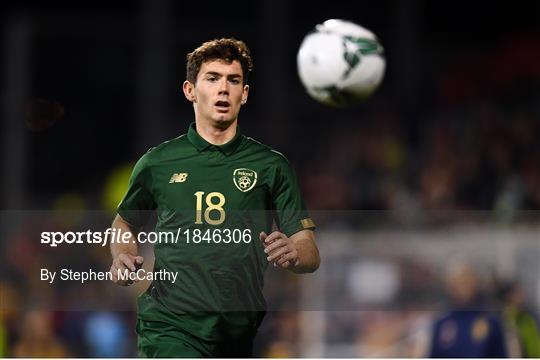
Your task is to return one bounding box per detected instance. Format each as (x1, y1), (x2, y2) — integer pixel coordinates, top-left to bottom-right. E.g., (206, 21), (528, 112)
(281, 260), (291, 268)
(267, 246), (289, 262)
(118, 253), (136, 271)
(267, 245), (290, 262)
(127, 257), (142, 282)
(263, 231), (284, 245)
(110, 267), (128, 286)
(113, 259), (128, 272)
(114, 257), (129, 271)
(259, 232), (268, 243)
(110, 265), (125, 282)
(111, 263), (120, 273)
(277, 252), (292, 266)
(267, 243), (287, 257)
(275, 247), (298, 267)
(120, 257), (136, 272)
(114, 258), (132, 273)
(262, 231), (279, 245)
(110, 266), (118, 280)
(264, 238), (287, 254)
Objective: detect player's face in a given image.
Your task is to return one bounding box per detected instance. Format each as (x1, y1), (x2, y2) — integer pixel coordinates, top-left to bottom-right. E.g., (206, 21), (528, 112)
(185, 60), (249, 127)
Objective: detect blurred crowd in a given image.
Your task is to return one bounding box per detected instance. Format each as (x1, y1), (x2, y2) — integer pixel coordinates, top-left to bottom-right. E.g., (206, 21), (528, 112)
(297, 32), (540, 217)
(0, 213), (139, 357)
(256, 261), (539, 357)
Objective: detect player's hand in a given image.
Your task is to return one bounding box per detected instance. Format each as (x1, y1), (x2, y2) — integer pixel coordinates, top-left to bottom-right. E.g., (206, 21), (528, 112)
(260, 231), (299, 269)
(110, 253), (144, 286)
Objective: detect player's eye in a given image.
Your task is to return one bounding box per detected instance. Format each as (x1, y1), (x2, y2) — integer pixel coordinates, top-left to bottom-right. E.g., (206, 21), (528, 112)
(229, 78), (241, 85)
(207, 76), (218, 82)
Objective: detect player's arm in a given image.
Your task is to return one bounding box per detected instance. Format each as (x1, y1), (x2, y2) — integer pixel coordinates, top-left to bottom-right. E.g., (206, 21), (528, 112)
(260, 229), (320, 273)
(109, 214), (144, 286)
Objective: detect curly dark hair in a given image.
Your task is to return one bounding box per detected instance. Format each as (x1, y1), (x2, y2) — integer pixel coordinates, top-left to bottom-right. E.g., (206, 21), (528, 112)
(186, 38), (253, 85)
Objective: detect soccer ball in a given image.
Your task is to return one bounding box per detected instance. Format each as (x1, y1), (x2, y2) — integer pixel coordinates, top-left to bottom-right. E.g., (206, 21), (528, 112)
(297, 19), (386, 107)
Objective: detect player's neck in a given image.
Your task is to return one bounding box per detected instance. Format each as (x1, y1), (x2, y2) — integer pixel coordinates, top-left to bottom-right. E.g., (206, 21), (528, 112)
(195, 120), (237, 145)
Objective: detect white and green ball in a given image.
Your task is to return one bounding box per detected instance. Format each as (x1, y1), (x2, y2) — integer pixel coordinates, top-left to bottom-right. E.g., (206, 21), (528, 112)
(297, 19), (386, 107)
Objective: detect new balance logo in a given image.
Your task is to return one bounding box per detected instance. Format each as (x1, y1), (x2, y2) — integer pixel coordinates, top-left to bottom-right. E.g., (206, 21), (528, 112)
(169, 173), (188, 183)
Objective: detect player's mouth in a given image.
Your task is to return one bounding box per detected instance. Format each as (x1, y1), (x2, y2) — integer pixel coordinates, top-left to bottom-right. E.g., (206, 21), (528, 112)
(214, 100), (230, 112)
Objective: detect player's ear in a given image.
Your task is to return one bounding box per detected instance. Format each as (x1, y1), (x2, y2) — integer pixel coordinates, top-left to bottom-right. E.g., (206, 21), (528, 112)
(241, 84), (249, 105)
(182, 80), (196, 103)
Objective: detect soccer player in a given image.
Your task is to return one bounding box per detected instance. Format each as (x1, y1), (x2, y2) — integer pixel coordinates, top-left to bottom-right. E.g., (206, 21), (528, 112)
(109, 38), (320, 357)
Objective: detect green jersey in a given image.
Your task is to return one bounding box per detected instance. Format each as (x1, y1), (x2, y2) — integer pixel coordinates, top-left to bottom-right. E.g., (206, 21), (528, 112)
(118, 123), (315, 341)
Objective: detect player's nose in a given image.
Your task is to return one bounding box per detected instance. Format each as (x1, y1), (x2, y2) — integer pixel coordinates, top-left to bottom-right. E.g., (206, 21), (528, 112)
(218, 78), (229, 95)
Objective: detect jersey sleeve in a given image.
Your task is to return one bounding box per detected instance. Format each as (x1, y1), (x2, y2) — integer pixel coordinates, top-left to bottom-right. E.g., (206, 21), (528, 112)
(117, 152), (156, 227)
(271, 156), (315, 237)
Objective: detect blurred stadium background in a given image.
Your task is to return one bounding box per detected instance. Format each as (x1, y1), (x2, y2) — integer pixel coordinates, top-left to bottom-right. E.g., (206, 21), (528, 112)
(1, 0), (539, 357)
